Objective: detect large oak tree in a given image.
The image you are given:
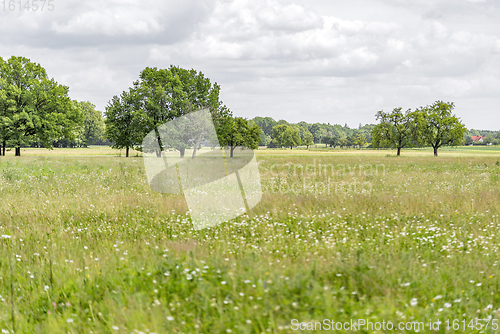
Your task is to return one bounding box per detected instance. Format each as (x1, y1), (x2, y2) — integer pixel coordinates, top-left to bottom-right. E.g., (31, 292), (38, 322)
(0, 56), (82, 156)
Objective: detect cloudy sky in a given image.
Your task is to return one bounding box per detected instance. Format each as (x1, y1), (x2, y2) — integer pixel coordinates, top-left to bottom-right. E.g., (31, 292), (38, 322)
(1, 0), (499, 129)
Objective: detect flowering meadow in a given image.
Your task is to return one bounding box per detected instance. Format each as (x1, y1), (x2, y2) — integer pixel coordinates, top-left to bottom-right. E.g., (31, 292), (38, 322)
(1, 147), (500, 333)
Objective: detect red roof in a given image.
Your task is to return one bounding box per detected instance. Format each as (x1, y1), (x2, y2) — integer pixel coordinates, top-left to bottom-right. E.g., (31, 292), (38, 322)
(471, 136), (484, 142)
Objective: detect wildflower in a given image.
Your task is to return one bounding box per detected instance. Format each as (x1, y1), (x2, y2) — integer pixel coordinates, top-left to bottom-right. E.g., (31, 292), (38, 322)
(221, 281), (227, 285)
(410, 298), (418, 306)
(44, 285), (49, 291)
(166, 316), (174, 321)
(112, 326), (119, 330)
(67, 318), (74, 323)
(444, 303), (452, 308)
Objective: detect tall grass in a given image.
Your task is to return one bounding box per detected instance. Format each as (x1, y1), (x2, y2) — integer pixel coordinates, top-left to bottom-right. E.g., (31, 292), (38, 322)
(1, 148), (500, 333)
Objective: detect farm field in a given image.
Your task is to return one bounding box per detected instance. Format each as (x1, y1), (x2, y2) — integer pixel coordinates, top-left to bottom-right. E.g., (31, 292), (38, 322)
(1, 147), (500, 333)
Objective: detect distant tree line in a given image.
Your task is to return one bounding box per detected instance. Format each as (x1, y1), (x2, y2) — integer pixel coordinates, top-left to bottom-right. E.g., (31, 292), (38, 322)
(252, 101), (472, 156)
(251, 117), (373, 149)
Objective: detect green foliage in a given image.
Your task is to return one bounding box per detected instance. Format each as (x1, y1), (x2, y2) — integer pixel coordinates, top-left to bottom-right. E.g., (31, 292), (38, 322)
(271, 124), (289, 148)
(353, 133), (367, 149)
(302, 130), (314, 148)
(55, 101), (105, 148)
(281, 126), (301, 149)
(414, 101), (467, 156)
(104, 90), (144, 157)
(371, 108), (415, 156)
(0, 56), (83, 155)
(105, 65), (231, 157)
(253, 117), (278, 139)
(218, 116), (261, 157)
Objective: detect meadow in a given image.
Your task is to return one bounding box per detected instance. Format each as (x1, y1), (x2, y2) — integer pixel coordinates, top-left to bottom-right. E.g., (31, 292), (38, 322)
(1, 146), (500, 333)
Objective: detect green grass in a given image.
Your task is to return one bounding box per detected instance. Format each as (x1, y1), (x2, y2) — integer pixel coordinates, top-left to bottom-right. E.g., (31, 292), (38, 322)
(1, 147), (500, 333)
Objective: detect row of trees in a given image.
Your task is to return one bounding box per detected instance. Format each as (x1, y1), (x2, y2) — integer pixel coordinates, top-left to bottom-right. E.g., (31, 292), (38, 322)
(104, 65), (260, 157)
(371, 101), (467, 156)
(1, 57), (259, 157)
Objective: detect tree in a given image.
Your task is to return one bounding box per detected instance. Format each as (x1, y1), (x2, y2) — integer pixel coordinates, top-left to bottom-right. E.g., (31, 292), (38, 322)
(371, 107), (415, 156)
(465, 136), (473, 146)
(281, 126), (301, 149)
(79, 101), (105, 146)
(218, 116), (261, 157)
(0, 56), (82, 156)
(353, 134), (367, 149)
(136, 66), (230, 158)
(484, 134), (495, 146)
(271, 124), (289, 148)
(338, 138), (348, 149)
(104, 89), (143, 157)
(302, 130), (314, 149)
(414, 101), (467, 156)
(309, 123), (322, 143)
(253, 116), (277, 137)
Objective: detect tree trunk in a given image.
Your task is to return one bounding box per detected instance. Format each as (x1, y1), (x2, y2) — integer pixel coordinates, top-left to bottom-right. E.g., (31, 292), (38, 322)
(230, 146), (234, 158)
(2, 141), (5, 156)
(290, 146), (293, 149)
(15, 147), (20, 156)
(126, 146), (129, 158)
(155, 149), (161, 158)
(179, 148), (185, 158)
(397, 147), (401, 156)
(434, 147), (438, 157)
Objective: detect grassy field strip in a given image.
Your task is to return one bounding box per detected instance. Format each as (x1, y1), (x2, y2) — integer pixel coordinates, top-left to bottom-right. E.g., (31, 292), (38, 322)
(1, 148), (500, 332)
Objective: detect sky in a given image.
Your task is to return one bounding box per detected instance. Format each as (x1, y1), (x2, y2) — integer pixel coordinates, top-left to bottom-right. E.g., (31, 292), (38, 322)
(1, 0), (499, 129)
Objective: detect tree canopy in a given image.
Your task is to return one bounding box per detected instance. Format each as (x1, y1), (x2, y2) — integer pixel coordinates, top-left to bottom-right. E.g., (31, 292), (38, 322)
(414, 101), (467, 156)
(105, 65), (232, 157)
(371, 108), (416, 156)
(218, 116), (261, 157)
(0, 56), (82, 156)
